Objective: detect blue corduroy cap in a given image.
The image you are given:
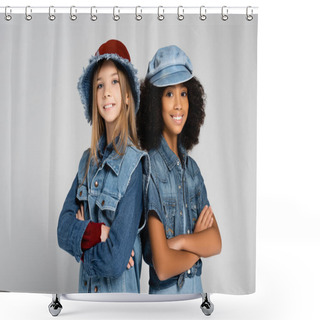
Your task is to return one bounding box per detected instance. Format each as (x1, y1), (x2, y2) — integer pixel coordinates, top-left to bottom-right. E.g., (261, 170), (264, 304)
(146, 45), (193, 87)
(78, 39), (140, 124)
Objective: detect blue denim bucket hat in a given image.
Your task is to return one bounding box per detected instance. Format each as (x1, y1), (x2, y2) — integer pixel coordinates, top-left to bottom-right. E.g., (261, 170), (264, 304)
(78, 39), (140, 124)
(146, 45), (193, 87)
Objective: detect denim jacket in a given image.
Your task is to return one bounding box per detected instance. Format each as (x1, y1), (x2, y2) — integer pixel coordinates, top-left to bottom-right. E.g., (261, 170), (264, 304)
(142, 136), (209, 291)
(57, 136), (150, 293)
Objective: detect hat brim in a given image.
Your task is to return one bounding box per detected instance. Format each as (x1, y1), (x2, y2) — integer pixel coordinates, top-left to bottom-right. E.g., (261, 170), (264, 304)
(149, 65), (193, 87)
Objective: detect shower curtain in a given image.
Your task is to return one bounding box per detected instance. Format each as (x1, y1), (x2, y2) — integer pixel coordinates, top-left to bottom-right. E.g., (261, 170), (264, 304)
(0, 7), (257, 295)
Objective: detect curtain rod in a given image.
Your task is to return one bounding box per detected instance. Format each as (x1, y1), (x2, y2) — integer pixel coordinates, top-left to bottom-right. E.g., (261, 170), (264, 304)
(0, 6), (258, 15)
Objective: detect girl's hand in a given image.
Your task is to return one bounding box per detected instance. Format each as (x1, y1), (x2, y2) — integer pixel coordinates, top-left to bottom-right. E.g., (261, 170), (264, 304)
(100, 225), (110, 242)
(194, 205), (214, 233)
(127, 250), (135, 269)
(76, 203), (85, 221)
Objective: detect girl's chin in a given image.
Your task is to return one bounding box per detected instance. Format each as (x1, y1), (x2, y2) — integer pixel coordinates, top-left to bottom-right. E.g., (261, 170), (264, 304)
(171, 126), (184, 135)
(163, 128), (184, 139)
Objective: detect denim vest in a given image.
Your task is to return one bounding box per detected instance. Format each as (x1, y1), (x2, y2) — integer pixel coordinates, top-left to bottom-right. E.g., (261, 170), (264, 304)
(142, 137), (209, 291)
(75, 137), (150, 293)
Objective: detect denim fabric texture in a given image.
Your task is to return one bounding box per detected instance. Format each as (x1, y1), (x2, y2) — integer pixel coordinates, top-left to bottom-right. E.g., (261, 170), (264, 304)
(142, 136), (209, 293)
(57, 136), (150, 293)
(149, 275), (203, 295)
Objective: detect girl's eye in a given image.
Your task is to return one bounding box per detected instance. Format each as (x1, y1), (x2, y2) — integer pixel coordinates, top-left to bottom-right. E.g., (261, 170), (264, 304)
(181, 91), (188, 97)
(112, 79), (119, 85)
(97, 83), (103, 89)
(165, 91), (173, 97)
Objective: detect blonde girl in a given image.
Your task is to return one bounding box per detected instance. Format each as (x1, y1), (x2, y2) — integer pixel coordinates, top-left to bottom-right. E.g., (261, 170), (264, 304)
(58, 40), (149, 293)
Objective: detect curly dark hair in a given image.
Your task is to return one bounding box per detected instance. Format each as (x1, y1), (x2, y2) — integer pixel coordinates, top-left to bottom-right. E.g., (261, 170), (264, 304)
(137, 77), (206, 151)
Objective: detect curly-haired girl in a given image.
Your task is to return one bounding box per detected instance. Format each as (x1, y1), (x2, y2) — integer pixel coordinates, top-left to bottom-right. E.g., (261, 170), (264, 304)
(137, 45), (221, 294)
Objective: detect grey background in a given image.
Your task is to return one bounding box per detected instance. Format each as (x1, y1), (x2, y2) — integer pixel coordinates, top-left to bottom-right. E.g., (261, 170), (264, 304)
(0, 13), (257, 294)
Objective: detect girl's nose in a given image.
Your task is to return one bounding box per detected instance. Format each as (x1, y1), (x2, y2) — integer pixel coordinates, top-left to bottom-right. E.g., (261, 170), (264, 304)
(103, 88), (111, 98)
(174, 96), (182, 110)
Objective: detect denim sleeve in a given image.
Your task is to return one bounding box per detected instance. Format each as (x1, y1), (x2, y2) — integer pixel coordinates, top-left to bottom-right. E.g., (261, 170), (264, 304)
(141, 175), (164, 266)
(146, 175), (165, 225)
(83, 161), (143, 278)
(57, 174), (90, 262)
(198, 170), (210, 210)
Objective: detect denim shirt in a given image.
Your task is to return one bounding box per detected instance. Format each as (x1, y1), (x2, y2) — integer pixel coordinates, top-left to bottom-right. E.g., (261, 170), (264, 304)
(57, 136), (150, 293)
(142, 136), (209, 291)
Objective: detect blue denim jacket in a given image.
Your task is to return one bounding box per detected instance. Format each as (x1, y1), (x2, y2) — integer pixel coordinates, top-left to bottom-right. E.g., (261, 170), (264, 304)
(57, 136), (150, 293)
(142, 136), (209, 292)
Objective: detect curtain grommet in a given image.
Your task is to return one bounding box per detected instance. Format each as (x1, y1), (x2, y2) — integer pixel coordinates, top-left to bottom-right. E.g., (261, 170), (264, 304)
(221, 6), (228, 21)
(135, 6), (142, 21)
(177, 6), (184, 21)
(246, 6), (254, 21)
(113, 6), (120, 21)
(25, 6), (32, 21)
(70, 6), (77, 21)
(158, 6), (165, 21)
(5, 6), (12, 21)
(91, 6), (97, 21)
(200, 6), (207, 21)
(49, 6), (56, 21)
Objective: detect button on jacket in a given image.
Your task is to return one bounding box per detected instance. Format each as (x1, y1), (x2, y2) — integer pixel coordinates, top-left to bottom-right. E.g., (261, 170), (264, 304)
(142, 136), (209, 292)
(57, 136), (150, 293)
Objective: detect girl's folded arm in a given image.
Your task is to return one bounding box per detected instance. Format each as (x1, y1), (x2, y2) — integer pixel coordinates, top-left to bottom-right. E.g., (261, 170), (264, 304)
(169, 227), (221, 258)
(148, 212), (200, 281)
(167, 205), (221, 258)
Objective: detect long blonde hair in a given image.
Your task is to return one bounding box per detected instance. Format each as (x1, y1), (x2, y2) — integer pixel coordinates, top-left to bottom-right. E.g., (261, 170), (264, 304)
(84, 59), (139, 179)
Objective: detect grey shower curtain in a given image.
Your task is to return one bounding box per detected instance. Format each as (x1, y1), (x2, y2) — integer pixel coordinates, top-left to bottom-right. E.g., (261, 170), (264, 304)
(0, 9), (257, 294)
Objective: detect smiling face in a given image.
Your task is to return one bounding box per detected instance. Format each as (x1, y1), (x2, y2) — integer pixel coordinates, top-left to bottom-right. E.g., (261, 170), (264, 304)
(161, 83), (189, 142)
(96, 60), (128, 134)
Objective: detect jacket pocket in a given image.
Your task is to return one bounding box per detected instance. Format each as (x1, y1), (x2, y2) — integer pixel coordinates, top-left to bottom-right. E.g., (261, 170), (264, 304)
(96, 193), (120, 212)
(163, 199), (176, 238)
(95, 193), (120, 226)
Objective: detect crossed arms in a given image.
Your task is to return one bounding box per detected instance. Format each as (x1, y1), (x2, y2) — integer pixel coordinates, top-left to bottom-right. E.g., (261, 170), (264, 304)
(148, 205), (221, 281)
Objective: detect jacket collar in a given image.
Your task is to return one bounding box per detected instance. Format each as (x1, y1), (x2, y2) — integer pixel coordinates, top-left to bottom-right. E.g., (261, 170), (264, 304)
(98, 135), (125, 176)
(158, 136), (188, 171)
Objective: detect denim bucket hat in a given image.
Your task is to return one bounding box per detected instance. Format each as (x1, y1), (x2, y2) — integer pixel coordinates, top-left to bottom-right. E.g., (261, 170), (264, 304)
(146, 45), (193, 87)
(78, 39), (140, 124)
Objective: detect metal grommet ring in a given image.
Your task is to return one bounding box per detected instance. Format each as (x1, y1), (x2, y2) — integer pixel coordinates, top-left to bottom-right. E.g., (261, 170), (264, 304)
(221, 6), (228, 21)
(135, 6), (142, 21)
(25, 6), (32, 21)
(246, 6), (253, 21)
(5, 6), (12, 21)
(91, 6), (97, 21)
(70, 6), (77, 21)
(113, 6), (120, 21)
(158, 6), (164, 21)
(177, 6), (184, 21)
(49, 6), (56, 21)
(200, 6), (207, 21)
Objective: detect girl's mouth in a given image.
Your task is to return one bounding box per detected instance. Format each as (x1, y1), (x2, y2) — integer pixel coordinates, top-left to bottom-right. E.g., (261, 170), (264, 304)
(103, 104), (114, 110)
(171, 115), (184, 124)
